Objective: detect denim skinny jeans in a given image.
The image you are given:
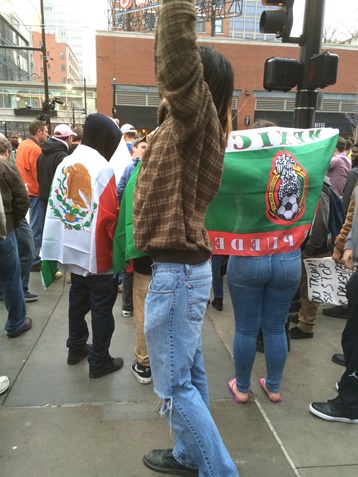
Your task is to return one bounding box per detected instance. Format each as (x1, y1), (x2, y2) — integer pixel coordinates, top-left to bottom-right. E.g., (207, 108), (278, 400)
(144, 261), (238, 477)
(227, 250), (301, 394)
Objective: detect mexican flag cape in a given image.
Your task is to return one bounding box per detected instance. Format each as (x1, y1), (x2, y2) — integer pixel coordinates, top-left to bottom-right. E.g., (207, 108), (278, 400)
(41, 145), (119, 288)
(113, 127), (339, 272)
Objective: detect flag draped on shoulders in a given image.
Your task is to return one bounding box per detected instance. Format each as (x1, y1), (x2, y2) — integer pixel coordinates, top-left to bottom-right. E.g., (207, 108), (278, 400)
(113, 127), (339, 268)
(41, 144), (119, 287)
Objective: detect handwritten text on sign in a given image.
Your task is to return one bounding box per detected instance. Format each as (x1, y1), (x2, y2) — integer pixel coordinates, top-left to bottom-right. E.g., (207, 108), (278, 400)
(304, 257), (355, 306)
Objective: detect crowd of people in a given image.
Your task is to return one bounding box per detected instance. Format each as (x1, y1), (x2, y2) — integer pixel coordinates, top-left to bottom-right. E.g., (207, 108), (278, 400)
(1, 1), (358, 475)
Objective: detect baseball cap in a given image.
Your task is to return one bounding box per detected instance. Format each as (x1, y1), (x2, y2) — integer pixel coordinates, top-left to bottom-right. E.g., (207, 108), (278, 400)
(120, 123), (136, 134)
(54, 124), (77, 139)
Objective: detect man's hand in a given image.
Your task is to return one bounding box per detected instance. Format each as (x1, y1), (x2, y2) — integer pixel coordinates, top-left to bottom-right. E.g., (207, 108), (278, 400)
(342, 249), (354, 270)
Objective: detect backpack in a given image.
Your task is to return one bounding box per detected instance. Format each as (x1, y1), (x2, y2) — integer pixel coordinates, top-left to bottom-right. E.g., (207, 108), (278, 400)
(329, 188), (345, 238)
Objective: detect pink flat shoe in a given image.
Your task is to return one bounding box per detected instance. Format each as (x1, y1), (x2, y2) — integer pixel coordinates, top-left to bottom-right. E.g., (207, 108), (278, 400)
(258, 378), (282, 403)
(228, 378), (248, 404)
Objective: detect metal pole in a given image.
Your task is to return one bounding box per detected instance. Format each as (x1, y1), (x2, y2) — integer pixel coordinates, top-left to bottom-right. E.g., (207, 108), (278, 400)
(39, 0), (51, 132)
(293, 0), (326, 128)
(83, 78), (87, 116)
(112, 78), (117, 118)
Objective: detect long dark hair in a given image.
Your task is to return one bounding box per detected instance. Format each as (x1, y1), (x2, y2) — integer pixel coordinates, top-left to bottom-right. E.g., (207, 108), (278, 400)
(199, 46), (234, 140)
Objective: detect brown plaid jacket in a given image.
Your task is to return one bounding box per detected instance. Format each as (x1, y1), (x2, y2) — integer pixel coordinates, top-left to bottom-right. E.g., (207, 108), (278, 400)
(133, 0), (226, 264)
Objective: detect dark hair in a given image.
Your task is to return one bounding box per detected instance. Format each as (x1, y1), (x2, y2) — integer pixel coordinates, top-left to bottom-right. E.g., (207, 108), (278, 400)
(199, 46), (234, 138)
(345, 139), (353, 149)
(336, 136), (346, 153)
(251, 119), (277, 129)
(29, 119), (47, 136)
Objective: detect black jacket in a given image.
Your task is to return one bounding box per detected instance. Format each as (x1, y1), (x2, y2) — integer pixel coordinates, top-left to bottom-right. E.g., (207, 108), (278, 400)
(37, 138), (68, 201)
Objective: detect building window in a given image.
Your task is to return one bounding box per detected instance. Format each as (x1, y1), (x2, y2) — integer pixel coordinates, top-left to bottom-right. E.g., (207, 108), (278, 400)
(60, 52), (65, 60)
(61, 65), (66, 71)
(195, 17), (206, 33)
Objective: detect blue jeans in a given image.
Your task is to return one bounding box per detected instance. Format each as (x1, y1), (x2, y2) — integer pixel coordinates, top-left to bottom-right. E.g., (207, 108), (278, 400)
(67, 273), (118, 369)
(211, 254), (224, 298)
(227, 250), (301, 394)
(15, 219), (35, 291)
(0, 231), (27, 334)
(144, 261), (238, 477)
(29, 196), (45, 264)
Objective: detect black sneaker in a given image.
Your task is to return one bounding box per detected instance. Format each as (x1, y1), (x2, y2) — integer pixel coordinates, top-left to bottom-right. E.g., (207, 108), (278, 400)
(211, 297), (223, 311)
(89, 356), (124, 379)
(289, 327), (313, 339)
(322, 305), (348, 319)
(67, 344), (90, 365)
(309, 396), (358, 423)
(131, 359), (152, 384)
(24, 291), (38, 302)
(143, 449), (199, 476)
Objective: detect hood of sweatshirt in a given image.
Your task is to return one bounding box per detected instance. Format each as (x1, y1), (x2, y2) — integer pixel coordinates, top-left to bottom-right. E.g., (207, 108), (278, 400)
(81, 113), (122, 161)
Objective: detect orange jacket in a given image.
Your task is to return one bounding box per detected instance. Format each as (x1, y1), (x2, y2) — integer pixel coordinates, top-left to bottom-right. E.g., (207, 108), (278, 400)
(16, 137), (41, 197)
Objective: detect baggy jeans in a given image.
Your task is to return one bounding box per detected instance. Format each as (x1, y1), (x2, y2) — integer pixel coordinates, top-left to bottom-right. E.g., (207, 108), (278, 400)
(144, 261), (238, 477)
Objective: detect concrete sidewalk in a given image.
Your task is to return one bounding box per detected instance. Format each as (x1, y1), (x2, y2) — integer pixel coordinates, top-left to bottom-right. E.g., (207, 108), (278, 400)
(0, 272), (357, 477)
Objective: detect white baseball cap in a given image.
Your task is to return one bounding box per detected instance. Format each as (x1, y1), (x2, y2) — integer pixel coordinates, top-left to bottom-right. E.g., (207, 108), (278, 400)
(120, 123), (136, 134)
(54, 124), (77, 138)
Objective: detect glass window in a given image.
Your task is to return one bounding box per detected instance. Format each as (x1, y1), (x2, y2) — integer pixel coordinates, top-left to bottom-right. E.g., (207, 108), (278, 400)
(195, 18), (206, 33)
(246, 1), (256, 16)
(215, 18), (223, 34)
(245, 19), (255, 32)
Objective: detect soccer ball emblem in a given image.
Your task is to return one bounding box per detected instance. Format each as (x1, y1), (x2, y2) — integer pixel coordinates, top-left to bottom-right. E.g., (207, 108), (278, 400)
(277, 195), (299, 221)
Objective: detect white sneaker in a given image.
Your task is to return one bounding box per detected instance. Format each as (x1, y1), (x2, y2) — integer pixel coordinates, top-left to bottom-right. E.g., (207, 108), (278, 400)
(0, 376), (10, 395)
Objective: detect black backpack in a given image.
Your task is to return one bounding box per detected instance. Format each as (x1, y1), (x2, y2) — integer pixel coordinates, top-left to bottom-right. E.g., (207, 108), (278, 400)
(329, 188), (345, 237)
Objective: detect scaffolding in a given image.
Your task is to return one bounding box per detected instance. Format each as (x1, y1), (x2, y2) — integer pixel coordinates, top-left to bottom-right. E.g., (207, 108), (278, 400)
(106, 1), (243, 33)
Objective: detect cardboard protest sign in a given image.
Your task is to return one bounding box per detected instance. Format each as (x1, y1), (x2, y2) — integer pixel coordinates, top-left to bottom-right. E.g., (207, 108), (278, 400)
(304, 257), (354, 306)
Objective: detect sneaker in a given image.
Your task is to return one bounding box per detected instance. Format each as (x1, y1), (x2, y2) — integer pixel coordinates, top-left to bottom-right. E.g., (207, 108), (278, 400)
(143, 449), (199, 477)
(0, 376), (10, 395)
(66, 271), (71, 283)
(322, 305), (348, 319)
(24, 291), (38, 303)
(67, 344), (90, 365)
(309, 396), (358, 423)
(131, 360), (152, 384)
(289, 327), (313, 339)
(211, 297), (223, 311)
(122, 309), (133, 317)
(89, 356), (124, 379)
(54, 271), (63, 280)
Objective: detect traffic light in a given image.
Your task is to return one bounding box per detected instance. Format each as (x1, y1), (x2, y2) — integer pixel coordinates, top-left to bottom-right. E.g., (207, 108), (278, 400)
(263, 57), (300, 92)
(260, 0), (295, 42)
(307, 51), (339, 89)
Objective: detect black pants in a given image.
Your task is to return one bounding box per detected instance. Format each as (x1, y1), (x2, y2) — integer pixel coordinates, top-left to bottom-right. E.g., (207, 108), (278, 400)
(67, 273), (118, 369)
(340, 269), (358, 418)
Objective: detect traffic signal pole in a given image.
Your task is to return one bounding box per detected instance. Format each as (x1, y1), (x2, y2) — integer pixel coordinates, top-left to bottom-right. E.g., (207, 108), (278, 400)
(293, 0), (326, 128)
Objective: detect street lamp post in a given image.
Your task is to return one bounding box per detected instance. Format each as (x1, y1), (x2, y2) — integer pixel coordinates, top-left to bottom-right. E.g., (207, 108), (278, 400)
(83, 78), (87, 117)
(112, 78), (117, 119)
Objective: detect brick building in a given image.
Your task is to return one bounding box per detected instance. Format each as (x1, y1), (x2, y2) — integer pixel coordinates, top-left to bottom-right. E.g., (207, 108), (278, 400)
(96, 31), (358, 136)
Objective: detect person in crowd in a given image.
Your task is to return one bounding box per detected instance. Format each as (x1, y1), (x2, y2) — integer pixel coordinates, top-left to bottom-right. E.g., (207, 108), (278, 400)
(37, 124), (75, 213)
(310, 183), (358, 424)
(41, 113), (123, 379)
(68, 126), (83, 155)
(344, 139), (352, 159)
(8, 132), (19, 165)
(16, 119), (49, 271)
(0, 135), (32, 337)
(0, 133), (37, 302)
(342, 143), (358, 214)
(120, 123), (136, 152)
(326, 136), (351, 199)
(133, 2), (237, 476)
(117, 136), (148, 318)
(329, 181), (358, 368)
(210, 255), (227, 311)
(227, 115), (302, 405)
(288, 176), (332, 339)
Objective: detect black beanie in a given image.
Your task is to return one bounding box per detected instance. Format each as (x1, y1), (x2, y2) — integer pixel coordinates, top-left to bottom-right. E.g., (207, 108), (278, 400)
(82, 113), (122, 161)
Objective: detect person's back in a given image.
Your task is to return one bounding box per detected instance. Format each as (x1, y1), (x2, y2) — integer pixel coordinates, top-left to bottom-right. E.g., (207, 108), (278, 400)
(42, 113), (123, 379)
(327, 136), (351, 198)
